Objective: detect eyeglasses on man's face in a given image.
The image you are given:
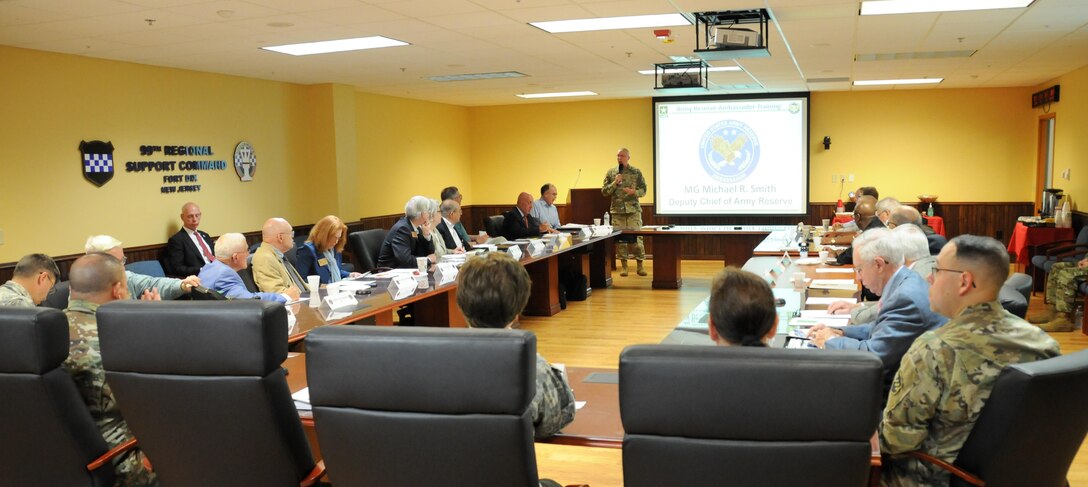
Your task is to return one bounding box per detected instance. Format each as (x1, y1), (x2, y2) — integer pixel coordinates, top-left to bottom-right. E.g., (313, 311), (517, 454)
(933, 267), (977, 288)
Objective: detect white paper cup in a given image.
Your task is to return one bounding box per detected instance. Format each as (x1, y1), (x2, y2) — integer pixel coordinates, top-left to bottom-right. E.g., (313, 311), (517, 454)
(819, 250), (829, 262)
(307, 275), (321, 305)
(416, 257), (429, 274)
(593, 218), (601, 226)
(822, 218), (830, 231)
(793, 272), (807, 290)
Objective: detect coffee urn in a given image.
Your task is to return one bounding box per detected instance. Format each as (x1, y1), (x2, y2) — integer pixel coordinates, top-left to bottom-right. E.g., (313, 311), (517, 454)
(1042, 188), (1064, 218)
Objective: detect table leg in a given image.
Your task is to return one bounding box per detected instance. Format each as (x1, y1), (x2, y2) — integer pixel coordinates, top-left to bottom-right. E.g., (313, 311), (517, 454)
(651, 236), (682, 289)
(525, 256), (561, 316)
(415, 288), (467, 327)
(590, 242), (614, 289)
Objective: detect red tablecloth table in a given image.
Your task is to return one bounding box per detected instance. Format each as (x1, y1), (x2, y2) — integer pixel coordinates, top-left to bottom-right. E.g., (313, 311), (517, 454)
(1006, 222), (1074, 268)
(923, 215), (945, 236)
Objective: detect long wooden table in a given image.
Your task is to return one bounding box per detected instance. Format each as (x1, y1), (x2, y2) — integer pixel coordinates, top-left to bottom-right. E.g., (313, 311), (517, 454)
(624, 225), (793, 289)
(287, 232), (618, 342)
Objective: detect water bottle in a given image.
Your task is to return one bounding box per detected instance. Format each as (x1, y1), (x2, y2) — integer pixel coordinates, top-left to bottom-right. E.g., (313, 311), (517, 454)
(799, 240), (809, 259)
(927, 203), (935, 217)
(603, 211), (610, 226)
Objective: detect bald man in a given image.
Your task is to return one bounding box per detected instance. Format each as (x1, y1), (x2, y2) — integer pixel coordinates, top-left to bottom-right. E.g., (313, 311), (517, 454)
(501, 192), (547, 241)
(64, 253), (158, 486)
(164, 202), (215, 277)
(252, 217), (305, 295)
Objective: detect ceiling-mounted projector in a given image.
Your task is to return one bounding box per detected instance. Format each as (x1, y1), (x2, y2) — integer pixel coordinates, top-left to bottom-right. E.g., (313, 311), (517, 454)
(694, 9), (770, 60)
(662, 72), (703, 88)
(653, 61), (709, 92)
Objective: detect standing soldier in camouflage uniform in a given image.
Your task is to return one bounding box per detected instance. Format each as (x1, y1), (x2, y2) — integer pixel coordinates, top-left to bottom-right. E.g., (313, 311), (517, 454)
(456, 252), (575, 440)
(601, 147), (648, 276)
(880, 235), (1059, 487)
(0, 253), (59, 307)
(1029, 257), (1088, 332)
(64, 253), (159, 487)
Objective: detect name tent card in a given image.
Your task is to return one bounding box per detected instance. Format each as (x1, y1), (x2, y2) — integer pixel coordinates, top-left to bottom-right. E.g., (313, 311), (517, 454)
(387, 275), (418, 300)
(435, 263), (458, 285)
(527, 240), (546, 256)
(780, 251), (793, 266)
(322, 293), (357, 311)
(578, 227), (592, 239)
(506, 245), (523, 261)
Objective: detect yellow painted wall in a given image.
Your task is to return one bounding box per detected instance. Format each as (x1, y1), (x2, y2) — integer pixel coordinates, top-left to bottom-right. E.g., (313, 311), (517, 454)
(809, 88), (1034, 203)
(468, 99), (652, 205)
(354, 92), (472, 216)
(0, 46), (332, 262)
(1034, 64), (1088, 211)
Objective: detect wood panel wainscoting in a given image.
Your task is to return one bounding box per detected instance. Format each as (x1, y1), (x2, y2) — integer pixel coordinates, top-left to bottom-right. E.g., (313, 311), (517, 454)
(0, 201), (1056, 282)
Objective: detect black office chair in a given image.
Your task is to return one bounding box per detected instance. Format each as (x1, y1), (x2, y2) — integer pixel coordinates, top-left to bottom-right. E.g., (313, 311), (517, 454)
(346, 229), (387, 273)
(619, 345), (883, 487)
(239, 266), (260, 293)
(0, 307), (133, 486)
(42, 280), (71, 310)
(306, 326), (581, 487)
(96, 301), (324, 487)
(124, 259), (166, 278)
(486, 214), (505, 239)
(902, 350), (1088, 487)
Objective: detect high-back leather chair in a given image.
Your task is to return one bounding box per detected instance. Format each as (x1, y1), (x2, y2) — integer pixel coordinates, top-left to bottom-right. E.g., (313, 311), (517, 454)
(906, 350), (1088, 486)
(620, 345), (883, 487)
(42, 280), (71, 310)
(124, 260), (166, 278)
(346, 229), (387, 272)
(97, 301), (323, 487)
(0, 308), (115, 486)
(486, 214), (505, 239)
(306, 326), (544, 486)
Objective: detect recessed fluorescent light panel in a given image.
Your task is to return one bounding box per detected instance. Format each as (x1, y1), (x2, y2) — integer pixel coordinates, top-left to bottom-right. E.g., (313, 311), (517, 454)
(516, 91), (598, 99)
(531, 13), (690, 34)
(860, 0), (1033, 15)
(853, 78), (943, 86)
(262, 36), (408, 56)
(427, 72), (527, 82)
(638, 66), (741, 75)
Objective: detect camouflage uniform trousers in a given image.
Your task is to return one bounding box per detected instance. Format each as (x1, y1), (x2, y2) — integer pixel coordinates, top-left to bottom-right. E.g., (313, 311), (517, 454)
(529, 354), (576, 439)
(1045, 261), (1088, 313)
(611, 212), (645, 261)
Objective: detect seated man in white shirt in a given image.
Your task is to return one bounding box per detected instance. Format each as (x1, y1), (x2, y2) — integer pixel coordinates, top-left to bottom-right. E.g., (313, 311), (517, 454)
(530, 183), (562, 230)
(436, 199), (470, 252)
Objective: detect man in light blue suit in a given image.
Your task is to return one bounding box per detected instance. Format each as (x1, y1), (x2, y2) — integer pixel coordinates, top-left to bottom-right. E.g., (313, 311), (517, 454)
(809, 228), (947, 394)
(199, 233), (298, 303)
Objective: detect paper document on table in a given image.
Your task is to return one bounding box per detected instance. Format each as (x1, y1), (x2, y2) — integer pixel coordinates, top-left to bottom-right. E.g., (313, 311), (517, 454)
(575, 401), (586, 410)
(558, 224), (589, 230)
(292, 387), (312, 411)
(371, 269), (419, 278)
(790, 317), (850, 328)
(800, 310), (851, 320)
(326, 280), (375, 292)
(806, 296), (857, 306)
(810, 279), (858, 290)
(815, 268), (855, 274)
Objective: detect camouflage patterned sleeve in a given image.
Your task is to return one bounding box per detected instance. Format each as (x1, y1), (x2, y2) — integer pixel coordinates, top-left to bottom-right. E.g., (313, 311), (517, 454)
(529, 354), (576, 439)
(880, 333), (947, 454)
(634, 167), (647, 198)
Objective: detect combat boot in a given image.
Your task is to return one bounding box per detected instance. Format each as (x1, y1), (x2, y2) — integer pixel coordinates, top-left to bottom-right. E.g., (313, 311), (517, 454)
(1038, 312), (1076, 332)
(636, 260), (647, 276)
(1027, 304), (1057, 323)
(620, 260), (629, 277)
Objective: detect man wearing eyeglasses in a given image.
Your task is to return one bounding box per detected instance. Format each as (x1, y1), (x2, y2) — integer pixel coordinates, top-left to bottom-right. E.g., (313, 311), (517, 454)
(252, 217), (305, 296)
(807, 228), (947, 395)
(879, 235), (1060, 486)
(0, 253), (60, 307)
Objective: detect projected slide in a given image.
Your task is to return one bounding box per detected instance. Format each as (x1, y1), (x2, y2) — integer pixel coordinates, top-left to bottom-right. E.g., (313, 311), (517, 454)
(653, 93), (808, 216)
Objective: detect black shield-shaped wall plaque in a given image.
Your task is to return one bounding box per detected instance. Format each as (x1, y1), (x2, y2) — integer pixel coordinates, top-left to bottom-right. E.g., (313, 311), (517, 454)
(79, 140), (115, 187)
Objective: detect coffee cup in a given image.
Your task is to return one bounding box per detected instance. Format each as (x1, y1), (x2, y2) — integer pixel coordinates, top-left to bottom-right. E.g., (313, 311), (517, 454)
(793, 272), (807, 290)
(416, 257), (429, 274)
(593, 218), (601, 226)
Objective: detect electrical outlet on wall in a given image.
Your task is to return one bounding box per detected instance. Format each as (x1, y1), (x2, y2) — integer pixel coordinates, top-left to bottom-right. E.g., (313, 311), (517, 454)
(848, 174), (855, 182)
(831, 174), (839, 183)
(1062, 168), (1071, 180)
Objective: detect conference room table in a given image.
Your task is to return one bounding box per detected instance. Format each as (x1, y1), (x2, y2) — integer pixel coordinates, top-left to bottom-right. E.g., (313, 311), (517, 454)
(624, 225), (794, 289)
(283, 253), (883, 484)
(286, 231), (618, 343)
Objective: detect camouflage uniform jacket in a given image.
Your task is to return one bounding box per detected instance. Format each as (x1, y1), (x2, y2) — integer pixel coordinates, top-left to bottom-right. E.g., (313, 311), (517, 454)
(64, 299), (158, 487)
(530, 353), (576, 439)
(879, 300), (1059, 486)
(602, 164), (647, 215)
(0, 280), (34, 307)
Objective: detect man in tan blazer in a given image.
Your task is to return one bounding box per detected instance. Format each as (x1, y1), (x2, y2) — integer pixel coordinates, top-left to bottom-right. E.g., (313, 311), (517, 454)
(252, 217), (305, 295)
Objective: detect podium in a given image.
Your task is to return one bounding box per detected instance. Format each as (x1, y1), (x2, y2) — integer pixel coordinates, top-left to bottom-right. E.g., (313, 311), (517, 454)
(568, 188), (611, 225)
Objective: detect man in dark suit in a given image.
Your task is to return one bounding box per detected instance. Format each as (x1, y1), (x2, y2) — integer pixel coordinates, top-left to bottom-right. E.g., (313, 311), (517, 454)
(437, 199), (470, 251)
(889, 205), (947, 255)
(831, 196), (885, 266)
(501, 192), (549, 241)
(377, 196), (436, 269)
(164, 202), (215, 277)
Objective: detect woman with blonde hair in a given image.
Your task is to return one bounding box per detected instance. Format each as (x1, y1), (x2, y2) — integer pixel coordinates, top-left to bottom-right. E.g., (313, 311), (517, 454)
(296, 215), (361, 283)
